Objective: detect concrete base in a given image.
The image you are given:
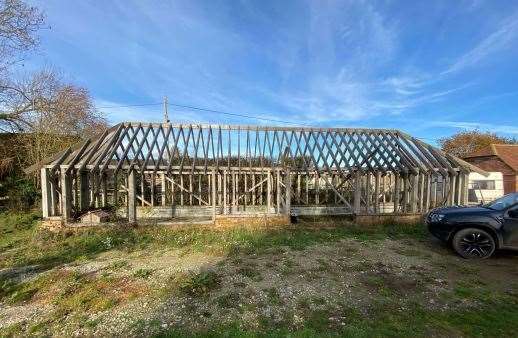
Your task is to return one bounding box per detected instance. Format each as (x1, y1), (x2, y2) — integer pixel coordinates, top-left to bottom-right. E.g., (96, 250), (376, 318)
(354, 213), (424, 226)
(214, 214), (290, 228)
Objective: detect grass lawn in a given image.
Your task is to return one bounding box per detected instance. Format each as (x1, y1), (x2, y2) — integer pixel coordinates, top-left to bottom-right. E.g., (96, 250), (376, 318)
(1, 211), (518, 337)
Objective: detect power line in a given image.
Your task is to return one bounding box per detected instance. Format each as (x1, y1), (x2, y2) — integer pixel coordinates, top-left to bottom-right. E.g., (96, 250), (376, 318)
(95, 101), (441, 141)
(96, 100), (311, 126)
(167, 102), (312, 126)
(96, 102), (162, 109)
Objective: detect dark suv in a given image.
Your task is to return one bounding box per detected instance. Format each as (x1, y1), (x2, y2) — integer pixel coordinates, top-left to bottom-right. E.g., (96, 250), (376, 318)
(427, 192), (518, 259)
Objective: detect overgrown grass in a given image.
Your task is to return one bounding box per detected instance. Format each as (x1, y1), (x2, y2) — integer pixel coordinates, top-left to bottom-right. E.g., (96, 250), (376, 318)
(169, 269), (222, 297)
(0, 211), (40, 252)
(0, 211), (428, 270)
(1, 268), (145, 308)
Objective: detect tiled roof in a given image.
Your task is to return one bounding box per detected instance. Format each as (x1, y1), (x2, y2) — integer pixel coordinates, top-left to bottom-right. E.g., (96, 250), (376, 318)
(464, 144), (518, 172)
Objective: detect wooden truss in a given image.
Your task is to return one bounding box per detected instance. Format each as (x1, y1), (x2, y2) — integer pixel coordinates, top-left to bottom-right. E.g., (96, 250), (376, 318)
(35, 122), (484, 223)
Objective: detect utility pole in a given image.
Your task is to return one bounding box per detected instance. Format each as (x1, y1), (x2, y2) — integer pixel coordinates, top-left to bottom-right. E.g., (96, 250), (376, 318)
(163, 96), (169, 123)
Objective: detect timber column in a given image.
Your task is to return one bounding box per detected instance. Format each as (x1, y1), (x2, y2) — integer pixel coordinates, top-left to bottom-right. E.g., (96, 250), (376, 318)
(79, 171), (90, 211)
(128, 170), (137, 224)
(41, 168), (53, 218)
(353, 171), (362, 214)
(60, 166), (73, 222)
(285, 169), (291, 216)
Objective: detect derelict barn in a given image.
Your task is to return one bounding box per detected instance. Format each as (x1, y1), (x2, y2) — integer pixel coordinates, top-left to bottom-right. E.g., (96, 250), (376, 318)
(35, 122), (483, 225)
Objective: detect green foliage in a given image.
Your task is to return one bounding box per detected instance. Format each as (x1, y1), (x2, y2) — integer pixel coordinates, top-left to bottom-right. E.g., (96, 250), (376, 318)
(0, 211), (39, 251)
(170, 269), (221, 297)
(133, 268), (153, 279)
(0, 175), (39, 210)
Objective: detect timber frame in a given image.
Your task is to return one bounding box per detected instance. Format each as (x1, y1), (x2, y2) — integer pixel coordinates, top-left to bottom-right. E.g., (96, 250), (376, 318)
(34, 122), (485, 224)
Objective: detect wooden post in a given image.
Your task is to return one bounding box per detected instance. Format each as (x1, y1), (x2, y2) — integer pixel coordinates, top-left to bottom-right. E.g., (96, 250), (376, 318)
(374, 171), (380, 214)
(128, 170), (137, 224)
(455, 172), (466, 205)
(394, 175), (400, 213)
(223, 170), (228, 214)
(150, 173), (155, 206)
(430, 175), (437, 209)
(232, 171), (236, 210)
(461, 173), (469, 205)
(161, 173), (166, 206)
(419, 173), (425, 212)
(41, 168), (53, 218)
(365, 173), (371, 213)
(285, 169), (291, 216)
(212, 169), (217, 221)
(448, 175), (456, 205)
(92, 173), (99, 208)
(402, 175), (409, 213)
(410, 174), (418, 213)
(113, 173), (118, 207)
(101, 173), (108, 207)
(60, 167), (72, 222)
(180, 174), (184, 206)
(267, 170), (271, 213)
(354, 171), (361, 214)
(276, 169), (281, 214)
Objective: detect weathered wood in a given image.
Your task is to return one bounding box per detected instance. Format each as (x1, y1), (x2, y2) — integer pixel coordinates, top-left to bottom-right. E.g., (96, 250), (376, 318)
(394, 175), (400, 213)
(410, 174), (418, 213)
(285, 169), (291, 215)
(161, 173), (166, 206)
(212, 169), (217, 220)
(79, 171), (89, 211)
(354, 171), (361, 214)
(60, 168), (72, 221)
(41, 168), (53, 218)
(374, 171), (380, 214)
(128, 170), (137, 223)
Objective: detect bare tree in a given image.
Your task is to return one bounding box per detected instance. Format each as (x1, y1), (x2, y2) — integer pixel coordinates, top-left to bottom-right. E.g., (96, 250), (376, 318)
(0, 0), (44, 73)
(1, 69), (106, 134)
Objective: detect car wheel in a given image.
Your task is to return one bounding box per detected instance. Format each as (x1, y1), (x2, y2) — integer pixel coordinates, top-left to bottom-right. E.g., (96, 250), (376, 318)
(452, 228), (496, 259)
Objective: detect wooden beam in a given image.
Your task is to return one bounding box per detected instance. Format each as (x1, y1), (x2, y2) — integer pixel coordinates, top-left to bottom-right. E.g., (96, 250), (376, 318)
(128, 170), (137, 224)
(41, 168), (52, 218)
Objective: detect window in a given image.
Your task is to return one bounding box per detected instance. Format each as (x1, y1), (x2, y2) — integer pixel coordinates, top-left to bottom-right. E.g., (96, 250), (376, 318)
(472, 180), (496, 190)
(484, 193), (518, 211)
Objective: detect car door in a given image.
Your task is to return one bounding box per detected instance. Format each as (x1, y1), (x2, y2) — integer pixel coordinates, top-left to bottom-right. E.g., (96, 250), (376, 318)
(502, 204), (518, 247)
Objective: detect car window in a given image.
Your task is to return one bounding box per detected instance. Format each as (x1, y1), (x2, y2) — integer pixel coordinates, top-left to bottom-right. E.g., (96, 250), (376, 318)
(484, 193), (518, 211)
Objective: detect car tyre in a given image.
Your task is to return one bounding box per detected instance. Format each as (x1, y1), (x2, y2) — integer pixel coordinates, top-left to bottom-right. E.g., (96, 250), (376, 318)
(452, 228), (496, 259)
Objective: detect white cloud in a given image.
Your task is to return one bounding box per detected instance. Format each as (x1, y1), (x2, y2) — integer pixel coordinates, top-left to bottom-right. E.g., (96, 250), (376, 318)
(443, 12), (518, 74)
(428, 120), (518, 134)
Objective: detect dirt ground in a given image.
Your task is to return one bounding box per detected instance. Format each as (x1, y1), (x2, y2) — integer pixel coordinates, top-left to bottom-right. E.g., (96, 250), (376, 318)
(1, 231), (518, 337)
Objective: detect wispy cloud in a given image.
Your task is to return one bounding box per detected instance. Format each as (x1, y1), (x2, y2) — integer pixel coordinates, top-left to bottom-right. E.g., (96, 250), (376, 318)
(443, 12), (518, 74)
(427, 120), (518, 135)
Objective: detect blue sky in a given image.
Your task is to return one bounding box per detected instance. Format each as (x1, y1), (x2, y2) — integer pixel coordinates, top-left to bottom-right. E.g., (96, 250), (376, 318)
(25, 0), (518, 145)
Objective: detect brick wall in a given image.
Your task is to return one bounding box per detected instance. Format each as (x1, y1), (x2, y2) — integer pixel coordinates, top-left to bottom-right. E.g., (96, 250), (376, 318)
(465, 156), (514, 175)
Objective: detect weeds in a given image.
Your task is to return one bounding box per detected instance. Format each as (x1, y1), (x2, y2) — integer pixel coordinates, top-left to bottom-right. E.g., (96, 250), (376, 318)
(168, 269), (221, 297)
(133, 268), (153, 279)
(0, 211), (428, 271)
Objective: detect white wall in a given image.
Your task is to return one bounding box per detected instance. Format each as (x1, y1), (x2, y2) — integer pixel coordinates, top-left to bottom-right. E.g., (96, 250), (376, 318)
(468, 172), (504, 204)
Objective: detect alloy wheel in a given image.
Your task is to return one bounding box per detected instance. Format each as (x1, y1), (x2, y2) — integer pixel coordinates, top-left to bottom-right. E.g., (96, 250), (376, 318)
(458, 232), (494, 258)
